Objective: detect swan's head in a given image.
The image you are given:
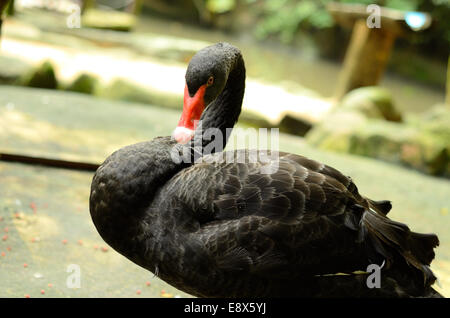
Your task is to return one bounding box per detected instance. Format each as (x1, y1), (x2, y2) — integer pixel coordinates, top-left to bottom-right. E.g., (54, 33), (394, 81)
(173, 42), (240, 144)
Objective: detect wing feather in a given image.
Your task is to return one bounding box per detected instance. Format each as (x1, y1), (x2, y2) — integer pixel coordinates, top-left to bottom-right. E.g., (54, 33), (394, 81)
(159, 149), (370, 276)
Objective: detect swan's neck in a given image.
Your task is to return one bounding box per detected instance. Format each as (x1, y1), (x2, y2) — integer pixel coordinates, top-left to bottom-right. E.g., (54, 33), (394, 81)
(195, 54), (245, 152)
(90, 48), (246, 294)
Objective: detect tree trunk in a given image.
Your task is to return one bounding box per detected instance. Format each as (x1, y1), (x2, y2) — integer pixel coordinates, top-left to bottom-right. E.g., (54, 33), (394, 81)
(0, 0), (12, 40)
(446, 55), (450, 106)
(334, 19), (396, 101)
(133, 0), (143, 15)
(6, 0), (13, 15)
(82, 0), (96, 13)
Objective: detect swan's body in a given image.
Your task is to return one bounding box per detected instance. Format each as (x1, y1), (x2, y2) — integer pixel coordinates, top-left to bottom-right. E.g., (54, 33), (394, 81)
(90, 43), (441, 297)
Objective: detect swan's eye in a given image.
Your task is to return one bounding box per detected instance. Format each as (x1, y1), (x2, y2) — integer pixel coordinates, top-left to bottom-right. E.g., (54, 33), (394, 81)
(207, 76), (214, 86)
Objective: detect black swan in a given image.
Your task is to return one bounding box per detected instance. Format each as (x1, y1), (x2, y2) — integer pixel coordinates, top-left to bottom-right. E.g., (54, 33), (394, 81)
(90, 42), (441, 297)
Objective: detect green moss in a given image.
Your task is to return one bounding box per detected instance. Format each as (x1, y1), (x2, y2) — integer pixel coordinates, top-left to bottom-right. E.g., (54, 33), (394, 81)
(415, 105), (450, 142)
(306, 110), (367, 152)
(339, 86), (402, 122)
(307, 110), (450, 178)
(65, 73), (99, 95)
(20, 61), (58, 89)
(416, 132), (449, 176)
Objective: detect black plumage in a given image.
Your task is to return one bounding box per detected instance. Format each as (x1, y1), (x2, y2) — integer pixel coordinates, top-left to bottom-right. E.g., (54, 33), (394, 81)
(89, 42), (441, 297)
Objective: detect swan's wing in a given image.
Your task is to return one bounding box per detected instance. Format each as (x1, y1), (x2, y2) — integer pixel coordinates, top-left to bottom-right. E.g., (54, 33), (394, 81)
(164, 150), (366, 224)
(161, 149), (371, 276)
(279, 152), (392, 215)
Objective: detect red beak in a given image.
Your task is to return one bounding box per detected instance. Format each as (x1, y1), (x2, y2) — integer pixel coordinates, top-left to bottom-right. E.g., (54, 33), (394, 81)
(173, 84), (206, 144)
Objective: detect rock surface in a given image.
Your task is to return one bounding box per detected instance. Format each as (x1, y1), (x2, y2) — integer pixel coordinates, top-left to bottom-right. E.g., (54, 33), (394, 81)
(339, 86), (402, 122)
(307, 96), (450, 177)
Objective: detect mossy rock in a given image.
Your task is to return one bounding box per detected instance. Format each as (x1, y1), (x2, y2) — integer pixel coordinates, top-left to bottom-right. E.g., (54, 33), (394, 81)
(20, 60), (58, 89)
(397, 133), (449, 177)
(339, 86), (402, 122)
(81, 9), (136, 31)
(307, 111), (449, 177)
(65, 73), (99, 95)
(409, 105), (450, 143)
(306, 111), (368, 153)
(348, 121), (448, 176)
(348, 121), (416, 161)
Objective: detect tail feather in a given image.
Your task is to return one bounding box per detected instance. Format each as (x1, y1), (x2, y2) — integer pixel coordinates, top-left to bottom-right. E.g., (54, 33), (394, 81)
(361, 209), (439, 287)
(368, 199), (392, 215)
(410, 232), (439, 265)
(308, 272), (444, 298)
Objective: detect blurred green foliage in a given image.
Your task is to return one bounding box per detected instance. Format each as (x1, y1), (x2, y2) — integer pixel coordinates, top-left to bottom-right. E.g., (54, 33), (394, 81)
(206, 0), (236, 13)
(205, 0), (450, 54)
(253, 0), (334, 43)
